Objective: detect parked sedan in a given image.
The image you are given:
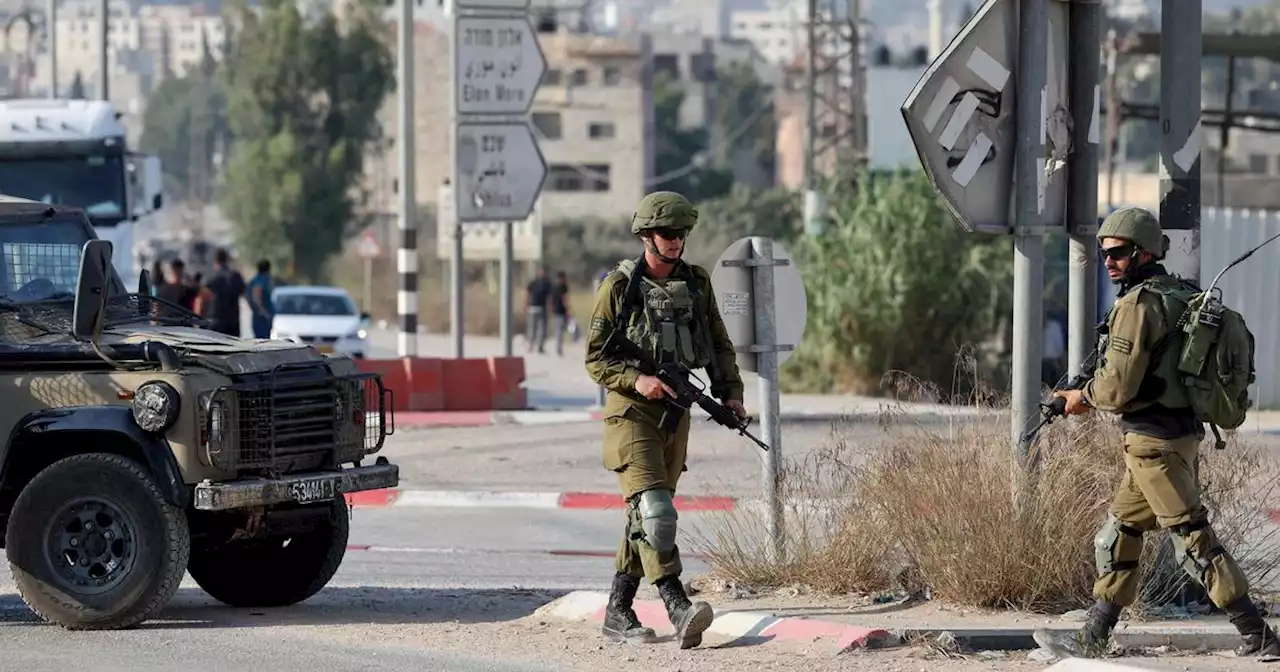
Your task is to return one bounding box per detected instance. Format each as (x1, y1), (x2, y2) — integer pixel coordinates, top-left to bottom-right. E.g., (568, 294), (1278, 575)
(269, 285), (370, 358)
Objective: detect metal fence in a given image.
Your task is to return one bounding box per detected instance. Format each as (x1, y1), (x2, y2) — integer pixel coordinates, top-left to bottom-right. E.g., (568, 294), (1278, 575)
(1201, 207), (1280, 411)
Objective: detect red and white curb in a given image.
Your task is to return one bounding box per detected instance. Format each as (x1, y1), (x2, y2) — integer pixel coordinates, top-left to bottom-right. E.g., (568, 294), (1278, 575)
(534, 590), (892, 652)
(344, 489), (737, 511)
(391, 409), (853, 428)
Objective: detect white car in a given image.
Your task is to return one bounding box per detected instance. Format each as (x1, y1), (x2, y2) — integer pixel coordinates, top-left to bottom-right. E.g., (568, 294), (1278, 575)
(268, 285), (370, 358)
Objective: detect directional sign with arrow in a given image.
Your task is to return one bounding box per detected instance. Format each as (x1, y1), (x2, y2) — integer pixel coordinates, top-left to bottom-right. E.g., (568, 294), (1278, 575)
(454, 121), (548, 223)
(454, 15), (547, 116)
(900, 0), (1074, 233)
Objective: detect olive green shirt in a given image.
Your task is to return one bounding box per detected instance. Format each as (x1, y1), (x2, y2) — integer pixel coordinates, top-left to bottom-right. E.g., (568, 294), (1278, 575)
(1082, 287), (1168, 413)
(584, 260), (744, 419)
(1082, 271), (1200, 439)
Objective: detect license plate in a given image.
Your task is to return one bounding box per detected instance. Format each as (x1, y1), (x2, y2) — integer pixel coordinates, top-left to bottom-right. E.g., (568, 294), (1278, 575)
(288, 476), (337, 503)
(315, 344), (334, 353)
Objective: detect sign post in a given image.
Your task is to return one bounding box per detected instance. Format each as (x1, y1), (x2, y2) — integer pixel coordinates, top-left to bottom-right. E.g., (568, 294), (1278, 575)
(356, 231), (382, 315)
(901, 0), (1067, 464)
(711, 236), (807, 562)
(450, 0), (547, 359)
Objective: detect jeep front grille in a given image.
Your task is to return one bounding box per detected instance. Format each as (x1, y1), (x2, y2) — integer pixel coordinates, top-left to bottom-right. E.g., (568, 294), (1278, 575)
(201, 362), (392, 474)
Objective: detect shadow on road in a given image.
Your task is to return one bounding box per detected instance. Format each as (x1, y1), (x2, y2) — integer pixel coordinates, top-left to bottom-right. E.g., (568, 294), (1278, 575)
(0, 585), (571, 630)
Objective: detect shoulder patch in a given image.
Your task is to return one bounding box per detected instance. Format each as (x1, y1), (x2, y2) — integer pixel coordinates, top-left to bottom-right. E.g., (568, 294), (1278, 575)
(1110, 336), (1133, 355)
(590, 316), (610, 332)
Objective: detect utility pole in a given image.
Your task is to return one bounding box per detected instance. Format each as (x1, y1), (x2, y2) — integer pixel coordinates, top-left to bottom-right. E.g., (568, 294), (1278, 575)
(1011, 0), (1047, 459)
(802, 0), (866, 235)
(397, 0), (417, 357)
(1159, 0), (1202, 284)
(1066, 0), (1101, 378)
(97, 0), (107, 99)
(47, 0), (57, 96)
(927, 0), (946, 60)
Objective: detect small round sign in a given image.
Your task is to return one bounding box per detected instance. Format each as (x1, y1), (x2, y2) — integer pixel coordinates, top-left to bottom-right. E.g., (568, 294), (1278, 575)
(708, 236), (807, 374)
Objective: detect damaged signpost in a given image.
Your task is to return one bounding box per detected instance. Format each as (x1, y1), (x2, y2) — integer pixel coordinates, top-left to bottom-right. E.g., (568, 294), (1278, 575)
(901, 0), (1096, 468)
(711, 237), (807, 563)
(450, 0), (549, 357)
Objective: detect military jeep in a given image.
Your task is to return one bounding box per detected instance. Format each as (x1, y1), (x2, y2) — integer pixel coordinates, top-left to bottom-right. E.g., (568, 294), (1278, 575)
(0, 197), (398, 630)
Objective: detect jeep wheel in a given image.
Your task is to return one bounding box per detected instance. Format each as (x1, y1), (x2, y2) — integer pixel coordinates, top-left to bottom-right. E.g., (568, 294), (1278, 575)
(4, 453), (191, 630)
(187, 497), (349, 608)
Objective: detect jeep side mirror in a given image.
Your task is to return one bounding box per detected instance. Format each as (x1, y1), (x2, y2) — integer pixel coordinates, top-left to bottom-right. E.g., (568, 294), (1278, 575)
(73, 239), (114, 340)
(360, 311), (371, 322)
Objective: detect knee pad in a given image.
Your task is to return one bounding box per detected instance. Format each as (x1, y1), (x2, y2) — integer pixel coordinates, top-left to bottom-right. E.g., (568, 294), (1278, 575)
(1170, 520), (1227, 584)
(638, 488), (679, 554)
(1094, 514), (1143, 575)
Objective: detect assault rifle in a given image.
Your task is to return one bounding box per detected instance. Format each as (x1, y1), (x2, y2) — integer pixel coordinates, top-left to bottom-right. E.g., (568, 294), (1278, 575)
(1020, 349), (1101, 447)
(602, 329), (770, 452)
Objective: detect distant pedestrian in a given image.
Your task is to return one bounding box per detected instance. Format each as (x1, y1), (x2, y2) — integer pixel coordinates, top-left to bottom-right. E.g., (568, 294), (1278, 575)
(202, 248), (246, 337)
(247, 259), (275, 339)
(525, 265), (551, 353)
(549, 270), (571, 355)
(157, 258), (198, 312)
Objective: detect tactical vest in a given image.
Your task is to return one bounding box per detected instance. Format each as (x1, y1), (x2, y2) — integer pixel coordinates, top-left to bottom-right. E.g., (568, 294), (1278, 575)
(1108, 274), (1195, 410)
(614, 258), (716, 371)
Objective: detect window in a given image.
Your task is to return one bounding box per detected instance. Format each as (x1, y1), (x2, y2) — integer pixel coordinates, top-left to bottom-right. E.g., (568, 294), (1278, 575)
(588, 122), (615, 139)
(571, 68), (589, 86)
(653, 54), (680, 79)
(542, 69), (562, 86)
(531, 112), (562, 139)
(690, 52), (716, 82)
(1248, 153), (1268, 174)
(548, 164), (611, 191)
(602, 66), (621, 86)
(274, 293), (358, 316)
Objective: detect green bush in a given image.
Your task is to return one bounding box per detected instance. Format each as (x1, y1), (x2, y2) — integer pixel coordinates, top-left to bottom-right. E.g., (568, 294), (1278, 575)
(780, 170), (1015, 399)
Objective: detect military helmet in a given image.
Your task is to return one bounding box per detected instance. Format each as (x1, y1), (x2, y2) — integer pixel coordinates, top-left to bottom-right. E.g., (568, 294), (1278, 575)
(630, 191), (699, 235)
(1097, 206), (1168, 258)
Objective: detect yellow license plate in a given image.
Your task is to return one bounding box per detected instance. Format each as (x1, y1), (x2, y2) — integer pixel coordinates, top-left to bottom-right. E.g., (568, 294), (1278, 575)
(315, 344), (334, 353)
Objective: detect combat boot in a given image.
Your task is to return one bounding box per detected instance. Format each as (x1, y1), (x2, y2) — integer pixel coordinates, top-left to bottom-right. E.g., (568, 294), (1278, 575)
(1033, 599), (1122, 659)
(601, 572), (657, 644)
(656, 576), (714, 649)
(1225, 596), (1280, 659)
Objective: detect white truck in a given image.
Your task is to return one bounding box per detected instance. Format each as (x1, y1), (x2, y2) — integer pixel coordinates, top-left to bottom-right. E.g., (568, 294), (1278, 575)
(0, 98), (164, 283)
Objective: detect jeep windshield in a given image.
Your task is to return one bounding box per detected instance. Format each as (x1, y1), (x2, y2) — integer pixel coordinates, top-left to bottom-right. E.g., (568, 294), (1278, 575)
(0, 208), (200, 333)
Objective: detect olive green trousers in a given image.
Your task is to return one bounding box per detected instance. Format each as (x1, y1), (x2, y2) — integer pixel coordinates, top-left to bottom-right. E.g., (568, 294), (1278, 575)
(602, 404), (691, 583)
(1093, 432), (1250, 608)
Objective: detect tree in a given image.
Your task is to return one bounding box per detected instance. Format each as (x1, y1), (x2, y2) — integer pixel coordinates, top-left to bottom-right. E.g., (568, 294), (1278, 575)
(217, 0), (394, 283)
(779, 170), (1015, 398)
(137, 34), (227, 205)
(651, 71), (733, 202)
(710, 60), (777, 185)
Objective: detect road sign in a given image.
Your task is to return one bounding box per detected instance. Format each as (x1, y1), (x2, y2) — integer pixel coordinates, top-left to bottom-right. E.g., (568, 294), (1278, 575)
(454, 15), (547, 116)
(356, 231), (381, 259)
(900, 0), (1072, 233)
(710, 237), (807, 373)
(454, 0), (530, 9)
(454, 121), (548, 223)
(436, 182), (543, 261)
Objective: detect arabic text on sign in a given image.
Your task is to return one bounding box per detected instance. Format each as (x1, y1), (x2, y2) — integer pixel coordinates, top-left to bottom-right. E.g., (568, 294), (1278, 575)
(462, 25), (525, 48)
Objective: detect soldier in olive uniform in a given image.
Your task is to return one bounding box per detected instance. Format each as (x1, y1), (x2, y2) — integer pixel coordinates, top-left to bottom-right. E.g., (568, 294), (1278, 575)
(1034, 207), (1280, 659)
(584, 191), (746, 649)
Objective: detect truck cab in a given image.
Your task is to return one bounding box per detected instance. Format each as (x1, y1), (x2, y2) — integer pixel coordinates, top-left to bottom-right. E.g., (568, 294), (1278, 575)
(0, 98), (164, 282)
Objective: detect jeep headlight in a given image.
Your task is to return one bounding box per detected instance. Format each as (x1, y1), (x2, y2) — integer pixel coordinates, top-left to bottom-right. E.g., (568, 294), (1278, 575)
(346, 327), (368, 340)
(133, 381), (180, 433)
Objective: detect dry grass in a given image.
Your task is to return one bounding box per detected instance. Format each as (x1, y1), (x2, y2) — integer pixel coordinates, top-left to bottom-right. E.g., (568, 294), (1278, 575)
(688, 377), (1280, 616)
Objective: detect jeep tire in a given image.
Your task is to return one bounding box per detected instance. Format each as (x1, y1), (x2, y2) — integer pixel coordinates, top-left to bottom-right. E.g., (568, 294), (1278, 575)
(4, 452), (191, 630)
(187, 496), (349, 608)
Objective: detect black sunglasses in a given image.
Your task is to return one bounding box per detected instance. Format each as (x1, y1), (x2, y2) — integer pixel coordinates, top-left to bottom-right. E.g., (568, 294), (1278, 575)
(1099, 243), (1134, 261)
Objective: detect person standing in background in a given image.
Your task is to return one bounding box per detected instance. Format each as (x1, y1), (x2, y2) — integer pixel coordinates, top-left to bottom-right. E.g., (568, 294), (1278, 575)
(202, 248), (246, 337)
(550, 270), (571, 356)
(247, 259), (275, 339)
(525, 266), (552, 353)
